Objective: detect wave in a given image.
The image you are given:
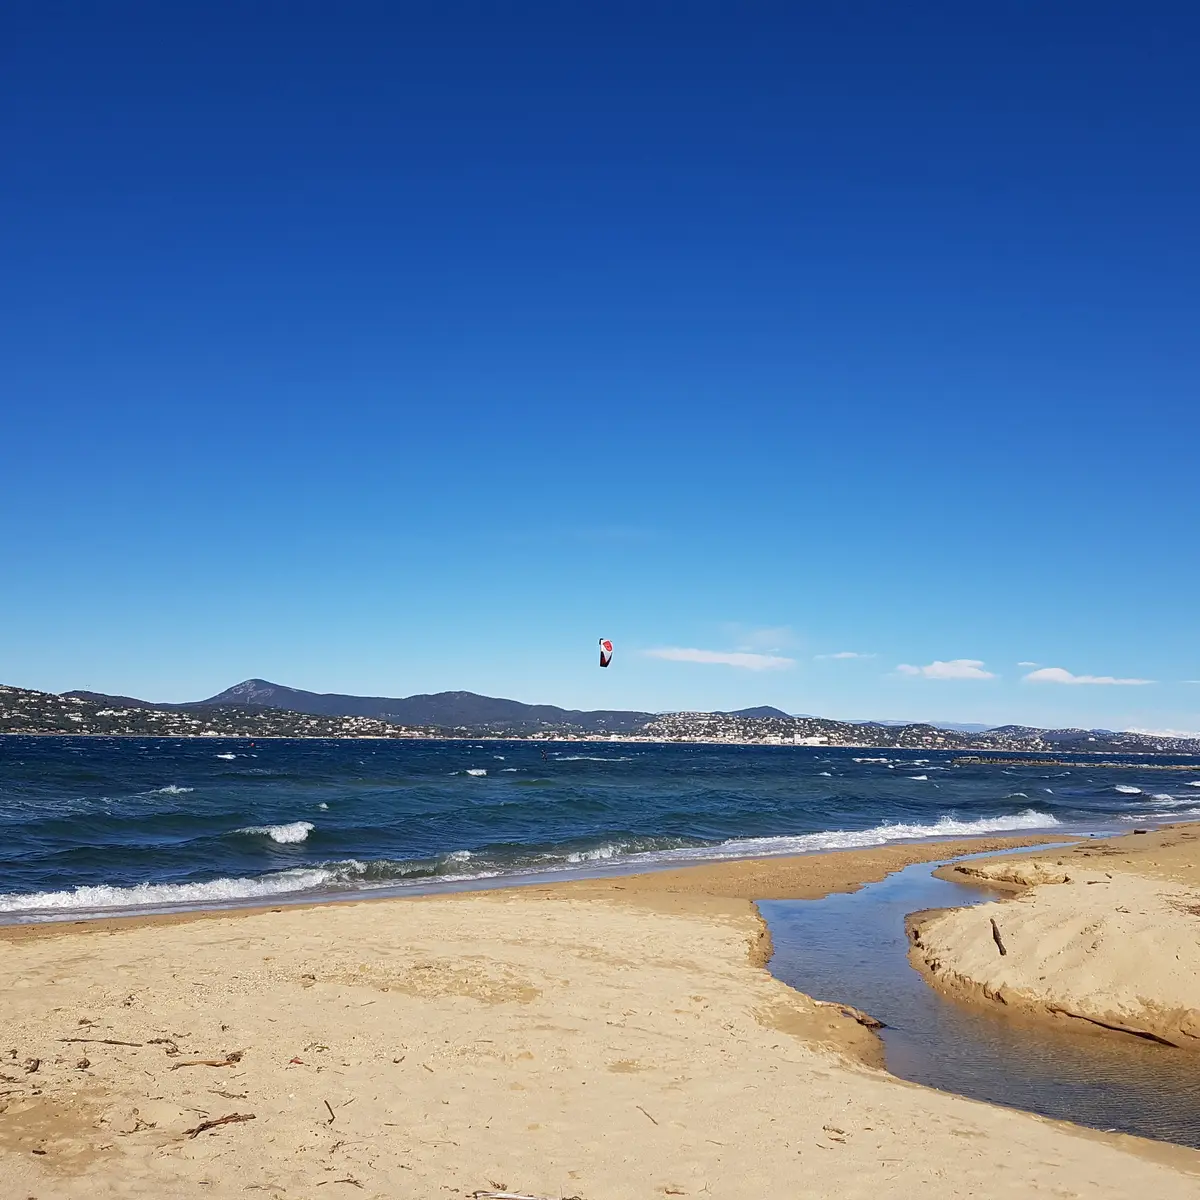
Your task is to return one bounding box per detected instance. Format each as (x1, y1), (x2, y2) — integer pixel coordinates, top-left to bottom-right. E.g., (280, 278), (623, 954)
(466, 768), (487, 777)
(553, 755), (633, 762)
(0, 867), (337, 914)
(1188, 782), (1200, 788)
(0, 811), (1062, 920)
(1115, 785), (1142, 794)
(236, 821), (314, 844)
(216, 753), (237, 760)
(146, 785), (194, 795)
(910, 775), (929, 781)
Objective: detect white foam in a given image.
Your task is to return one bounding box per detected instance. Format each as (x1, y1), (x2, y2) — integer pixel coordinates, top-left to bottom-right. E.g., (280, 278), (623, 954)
(465, 768), (487, 777)
(554, 755), (633, 762)
(1115, 785), (1142, 795)
(1188, 782), (1200, 788)
(493, 755), (505, 760)
(149, 785), (193, 795)
(0, 867), (335, 914)
(318, 802), (329, 810)
(237, 821), (314, 844)
(910, 775), (929, 781)
(216, 753), (236, 760)
(817, 771), (832, 776)
(611, 810), (1062, 867)
(566, 845), (621, 863)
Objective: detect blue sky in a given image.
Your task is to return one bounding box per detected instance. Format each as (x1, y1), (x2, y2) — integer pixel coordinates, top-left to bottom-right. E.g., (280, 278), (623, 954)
(3, 3), (1198, 731)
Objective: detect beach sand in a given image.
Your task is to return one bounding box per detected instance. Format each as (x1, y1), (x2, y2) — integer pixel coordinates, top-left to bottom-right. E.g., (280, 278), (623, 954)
(911, 824), (1200, 1049)
(3, 833), (1199, 1198)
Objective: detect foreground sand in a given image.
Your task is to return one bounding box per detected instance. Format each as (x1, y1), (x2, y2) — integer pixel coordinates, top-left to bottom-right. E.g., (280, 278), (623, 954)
(911, 825), (1200, 1048)
(3, 836), (1199, 1198)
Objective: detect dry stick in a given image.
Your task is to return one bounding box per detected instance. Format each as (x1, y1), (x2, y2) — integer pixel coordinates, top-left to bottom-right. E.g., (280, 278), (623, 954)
(171, 1052), (244, 1071)
(636, 1104), (659, 1125)
(324, 1099), (336, 1124)
(183, 1112), (256, 1139)
(59, 1038), (143, 1047)
(990, 918), (1007, 957)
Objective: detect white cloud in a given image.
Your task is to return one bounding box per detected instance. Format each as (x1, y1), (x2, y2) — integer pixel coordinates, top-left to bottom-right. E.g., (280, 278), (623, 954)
(1023, 666), (1154, 686)
(896, 659), (996, 680)
(1017, 661), (1040, 667)
(645, 647), (795, 671)
(725, 624), (798, 653)
(815, 651), (876, 660)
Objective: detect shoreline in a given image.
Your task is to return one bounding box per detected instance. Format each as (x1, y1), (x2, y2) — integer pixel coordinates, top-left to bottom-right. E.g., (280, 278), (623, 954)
(0, 832), (1068, 932)
(5, 831), (1200, 1196)
(6, 731), (1200, 760)
(908, 824), (1200, 1049)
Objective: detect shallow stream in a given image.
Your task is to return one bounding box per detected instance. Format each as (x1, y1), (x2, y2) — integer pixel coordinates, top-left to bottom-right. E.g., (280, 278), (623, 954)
(762, 857), (1200, 1148)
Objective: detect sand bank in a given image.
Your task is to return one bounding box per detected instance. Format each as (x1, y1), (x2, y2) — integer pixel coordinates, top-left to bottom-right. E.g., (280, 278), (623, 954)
(910, 824), (1200, 1048)
(4, 835), (1199, 1198)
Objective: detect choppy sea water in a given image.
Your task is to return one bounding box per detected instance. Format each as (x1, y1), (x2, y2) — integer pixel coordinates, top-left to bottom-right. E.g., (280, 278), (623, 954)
(2, 737), (1199, 921)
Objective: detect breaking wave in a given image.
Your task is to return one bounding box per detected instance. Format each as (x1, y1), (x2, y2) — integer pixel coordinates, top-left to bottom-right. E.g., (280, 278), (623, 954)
(236, 821), (314, 844)
(1115, 785), (1142, 795)
(0, 810), (1062, 920)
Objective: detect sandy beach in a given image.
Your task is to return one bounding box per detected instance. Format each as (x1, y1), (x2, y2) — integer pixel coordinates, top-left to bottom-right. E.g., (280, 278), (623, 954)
(910, 824), (1200, 1049)
(3, 833), (1199, 1198)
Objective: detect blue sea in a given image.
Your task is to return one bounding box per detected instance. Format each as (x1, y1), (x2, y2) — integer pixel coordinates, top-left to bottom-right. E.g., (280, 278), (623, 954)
(3, 737), (1199, 922)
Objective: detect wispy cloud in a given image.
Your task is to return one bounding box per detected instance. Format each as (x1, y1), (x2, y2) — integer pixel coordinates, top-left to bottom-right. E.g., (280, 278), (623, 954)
(724, 625), (798, 653)
(1023, 666), (1154, 686)
(645, 647), (795, 671)
(815, 651), (877, 660)
(1017, 661), (1040, 667)
(896, 659), (996, 680)
(1130, 727), (1200, 738)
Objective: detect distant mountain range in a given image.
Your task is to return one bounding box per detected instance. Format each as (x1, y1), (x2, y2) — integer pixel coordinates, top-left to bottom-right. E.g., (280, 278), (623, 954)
(1, 677), (1189, 755)
(66, 679), (796, 735)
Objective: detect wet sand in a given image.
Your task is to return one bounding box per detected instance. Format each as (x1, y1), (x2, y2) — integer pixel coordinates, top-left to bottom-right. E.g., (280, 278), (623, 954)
(912, 824), (1200, 1048)
(4, 831), (1200, 1198)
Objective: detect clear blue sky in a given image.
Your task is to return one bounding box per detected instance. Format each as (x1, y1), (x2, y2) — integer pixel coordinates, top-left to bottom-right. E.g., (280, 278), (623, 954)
(3, 3), (1198, 731)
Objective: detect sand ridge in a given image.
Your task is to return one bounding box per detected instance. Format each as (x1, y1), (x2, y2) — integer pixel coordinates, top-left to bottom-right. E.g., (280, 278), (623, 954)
(912, 825), (1200, 1048)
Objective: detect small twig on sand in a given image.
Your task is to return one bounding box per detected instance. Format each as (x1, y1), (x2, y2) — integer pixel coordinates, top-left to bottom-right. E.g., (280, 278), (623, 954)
(183, 1112), (256, 1139)
(59, 1038), (143, 1047)
(324, 1099), (336, 1124)
(990, 918), (1007, 957)
(472, 1193), (584, 1200)
(171, 1051), (244, 1071)
(636, 1104), (659, 1125)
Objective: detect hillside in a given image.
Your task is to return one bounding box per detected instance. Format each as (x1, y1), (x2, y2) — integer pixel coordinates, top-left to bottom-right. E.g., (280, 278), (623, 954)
(3, 685), (439, 739)
(198, 679), (656, 733)
(13, 679), (1200, 754)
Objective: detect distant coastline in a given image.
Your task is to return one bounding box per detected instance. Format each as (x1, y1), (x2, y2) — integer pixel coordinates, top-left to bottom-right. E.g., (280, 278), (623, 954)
(4, 679), (1200, 756)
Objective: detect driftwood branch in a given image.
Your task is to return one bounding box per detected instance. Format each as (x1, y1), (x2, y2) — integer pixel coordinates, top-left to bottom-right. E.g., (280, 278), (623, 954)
(59, 1038), (143, 1047)
(472, 1193), (584, 1200)
(171, 1051), (243, 1071)
(183, 1112), (256, 1139)
(990, 918), (1007, 956)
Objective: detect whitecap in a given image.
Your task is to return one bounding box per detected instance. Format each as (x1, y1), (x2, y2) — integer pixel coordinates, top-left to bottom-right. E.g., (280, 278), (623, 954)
(318, 802), (329, 810)
(554, 755), (633, 762)
(149, 785), (193, 795)
(465, 768), (487, 777)
(216, 753), (236, 761)
(910, 775), (929, 781)
(817, 771), (832, 777)
(1115, 785), (1142, 795)
(236, 821), (314, 844)
(0, 866), (336, 915)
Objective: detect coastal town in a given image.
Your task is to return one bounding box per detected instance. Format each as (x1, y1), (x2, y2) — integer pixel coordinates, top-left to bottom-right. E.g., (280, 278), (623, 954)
(3, 682), (1198, 756)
